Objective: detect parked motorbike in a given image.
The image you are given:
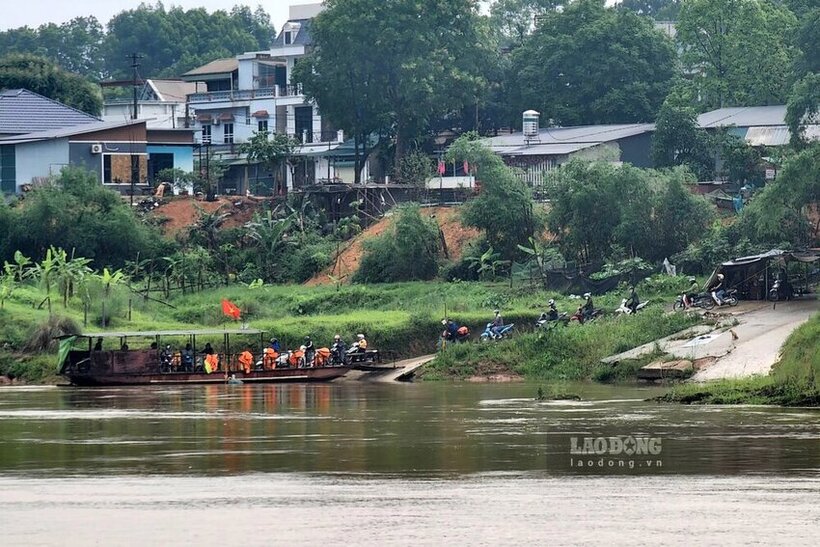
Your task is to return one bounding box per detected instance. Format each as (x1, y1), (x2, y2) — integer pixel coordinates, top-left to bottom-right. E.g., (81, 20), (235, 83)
(615, 298), (649, 315)
(768, 279), (795, 302)
(438, 326), (471, 349)
(535, 312), (568, 330)
(673, 292), (715, 311)
(480, 323), (515, 341)
(570, 308), (603, 324)
(714, 288), (739, 307)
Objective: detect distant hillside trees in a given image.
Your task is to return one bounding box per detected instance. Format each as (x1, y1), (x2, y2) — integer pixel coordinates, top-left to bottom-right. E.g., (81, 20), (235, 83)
(0, 4), (276, 81)
(0, 54), (102, 115)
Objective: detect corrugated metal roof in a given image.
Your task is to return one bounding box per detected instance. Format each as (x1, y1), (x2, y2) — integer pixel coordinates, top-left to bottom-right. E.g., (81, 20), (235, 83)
(0, 120), (145, 145)
(149, 79), (202, 102)
(482, 124), (654, 157)
(182, 58), (239, 77)
(697, 106), (787, 128)
(0, 88), (99, 135)
(58, 328), (265, 339)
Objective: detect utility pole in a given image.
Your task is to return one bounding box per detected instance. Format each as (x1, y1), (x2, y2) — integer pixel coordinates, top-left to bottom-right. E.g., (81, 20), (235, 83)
(128, 52), (143, 205)
(129, 52), (143, 120)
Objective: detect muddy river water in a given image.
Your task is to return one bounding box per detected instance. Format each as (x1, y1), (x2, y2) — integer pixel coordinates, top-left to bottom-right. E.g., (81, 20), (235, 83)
(0, 382), (818, 545)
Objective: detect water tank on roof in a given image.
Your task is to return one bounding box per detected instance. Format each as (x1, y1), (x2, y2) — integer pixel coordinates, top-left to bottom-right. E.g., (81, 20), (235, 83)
(523, 110), (540, 142)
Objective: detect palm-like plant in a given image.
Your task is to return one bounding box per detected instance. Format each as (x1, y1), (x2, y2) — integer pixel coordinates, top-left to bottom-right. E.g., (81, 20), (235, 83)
(34, 248), (57, 314)
(98, 267), (127, 327)
(0, 273), (15, 309)
(3, 250), (33, 283)
(466, 246), (502, 281)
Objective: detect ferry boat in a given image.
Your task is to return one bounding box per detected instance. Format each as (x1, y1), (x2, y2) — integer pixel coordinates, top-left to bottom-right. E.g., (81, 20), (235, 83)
(57, 329), (352, 386)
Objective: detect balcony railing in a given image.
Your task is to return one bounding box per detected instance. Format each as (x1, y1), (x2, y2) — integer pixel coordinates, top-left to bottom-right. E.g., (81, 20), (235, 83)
(196, 130), (344, 151)
(188, 85), (303, 103)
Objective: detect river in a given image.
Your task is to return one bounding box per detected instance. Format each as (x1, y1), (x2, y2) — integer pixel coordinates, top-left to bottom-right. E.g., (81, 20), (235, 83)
(0, 382), (818, 545)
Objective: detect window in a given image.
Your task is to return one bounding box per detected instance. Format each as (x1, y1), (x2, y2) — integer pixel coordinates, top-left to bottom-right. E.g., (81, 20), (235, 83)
(202, 125), (211, 144)
(103, 154), (112, 183)
(223, 123), (234, 144)
(284, 31), (292, 45)
(0, 145), (16, 193)
(258, 120), (268, 133)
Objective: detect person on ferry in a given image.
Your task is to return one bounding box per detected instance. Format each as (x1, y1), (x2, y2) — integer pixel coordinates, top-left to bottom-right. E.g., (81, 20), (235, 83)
(348, 333), (367, 354)
(181, 343), (194, 372)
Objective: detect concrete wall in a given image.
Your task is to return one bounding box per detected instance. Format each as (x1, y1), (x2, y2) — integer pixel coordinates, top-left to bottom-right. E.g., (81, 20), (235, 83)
(618, 132), (654, 168)
(14, 138), (70, 189)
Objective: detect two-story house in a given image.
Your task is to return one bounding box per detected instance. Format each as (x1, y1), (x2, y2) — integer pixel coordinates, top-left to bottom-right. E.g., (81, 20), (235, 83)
(182, 3), (360, 196)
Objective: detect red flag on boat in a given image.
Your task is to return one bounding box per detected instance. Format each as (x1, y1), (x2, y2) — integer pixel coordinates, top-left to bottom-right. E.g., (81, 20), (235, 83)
(437, 160), (446, 175)
(221, 299), (241, 320)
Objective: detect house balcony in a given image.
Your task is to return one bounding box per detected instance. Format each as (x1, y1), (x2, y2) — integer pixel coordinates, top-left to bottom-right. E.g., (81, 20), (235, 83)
(197, 131), (344, 154)
(187, 85), (303, 104)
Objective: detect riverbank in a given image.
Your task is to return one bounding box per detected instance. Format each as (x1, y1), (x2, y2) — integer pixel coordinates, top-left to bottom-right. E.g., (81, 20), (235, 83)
(0, 277), (693, 384)
(659, 311), (820, 406)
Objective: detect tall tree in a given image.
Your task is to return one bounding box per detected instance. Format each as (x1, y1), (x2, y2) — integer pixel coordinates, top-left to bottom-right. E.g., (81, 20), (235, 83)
(102, 3), (276, 78)
(675, 0), (798, 110)
(0, 17), (104, 79)
(0, 53), (102, 115)
(489, 0), (566, 47)
(509, 0), (676, 126)
(651, 102), (715, 180)
(292, 0), (491, 168)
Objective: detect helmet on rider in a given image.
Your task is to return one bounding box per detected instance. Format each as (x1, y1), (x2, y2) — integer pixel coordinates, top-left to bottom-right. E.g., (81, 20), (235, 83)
(717, 273), (724, 280)
(357, 334), (365, 340)
(548, 299), (555, 306)
(494, 309), (500, 315)
(441, 319), (447, 326)
(688, 277), (696, 283)
(583, 292), (591, 299)
(334, 334), (341, 341)
(304, 335), (311, 341)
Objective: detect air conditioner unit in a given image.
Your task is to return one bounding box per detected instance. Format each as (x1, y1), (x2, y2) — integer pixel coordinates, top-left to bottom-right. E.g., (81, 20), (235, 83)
(90, 143), (103, 154)
(213, 117), (221, 125)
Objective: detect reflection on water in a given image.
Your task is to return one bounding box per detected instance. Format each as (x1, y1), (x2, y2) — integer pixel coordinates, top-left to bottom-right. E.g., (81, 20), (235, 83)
(0, 382), (818, 476)
(1, 383), (819, 545)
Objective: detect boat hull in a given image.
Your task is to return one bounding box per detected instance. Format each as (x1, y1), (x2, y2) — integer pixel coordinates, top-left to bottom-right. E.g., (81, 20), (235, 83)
(66, 366), (351, 386)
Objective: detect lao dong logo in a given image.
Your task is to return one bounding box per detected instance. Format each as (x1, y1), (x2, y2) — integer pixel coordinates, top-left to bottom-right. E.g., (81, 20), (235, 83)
(570, 436), (662, 456)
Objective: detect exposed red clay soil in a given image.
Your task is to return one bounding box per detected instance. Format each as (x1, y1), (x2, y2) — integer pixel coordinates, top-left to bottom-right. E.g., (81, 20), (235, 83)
(306, 206), (480, 286)
(150, 197), (265, 235)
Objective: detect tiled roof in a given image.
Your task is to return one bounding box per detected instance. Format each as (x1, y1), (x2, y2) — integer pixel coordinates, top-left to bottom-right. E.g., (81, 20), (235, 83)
(148, 79), (202, 102)
(0, 89), (100, 135)
(0, 120), (145, 145)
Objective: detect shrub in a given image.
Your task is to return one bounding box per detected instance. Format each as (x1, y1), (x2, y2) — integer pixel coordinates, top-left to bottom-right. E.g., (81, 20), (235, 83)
(354, 205), (441, 283)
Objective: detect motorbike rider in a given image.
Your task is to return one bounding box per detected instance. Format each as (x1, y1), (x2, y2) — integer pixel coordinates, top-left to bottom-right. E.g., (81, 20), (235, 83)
(709, 273), (726, 305)
(303, 336), (315, 367)
(683, 277), (699, 309)
(331, 334), (346, 363)
(581, 293), (595, 321)
(442, 319), (459, 342)
(269, 338), (281, 353)
(547, 299), (559, 321)
(490, 309), (504, 337)
(160, 344), (174, 371)
(348, 333), (367, 354)
(625, 285), (640, 314)
(181, 343), (194, 372)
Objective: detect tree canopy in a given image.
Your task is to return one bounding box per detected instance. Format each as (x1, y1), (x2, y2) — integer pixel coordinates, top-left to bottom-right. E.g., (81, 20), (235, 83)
(0, 53), (102, 115)
(292, 0), (491, 166)
(509, 0), (677, 126)
(675, 0), (798, 110)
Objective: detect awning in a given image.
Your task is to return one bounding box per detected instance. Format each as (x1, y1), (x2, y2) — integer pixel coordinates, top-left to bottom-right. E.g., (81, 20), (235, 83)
(218, 112), (235, 121)
(252, 110), (269, 118)
(196, 113), (212, 122)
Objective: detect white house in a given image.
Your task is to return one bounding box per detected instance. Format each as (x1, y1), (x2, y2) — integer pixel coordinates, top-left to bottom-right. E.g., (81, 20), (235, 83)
(102, 79), (205, 129)
(181, 3), (364, 196)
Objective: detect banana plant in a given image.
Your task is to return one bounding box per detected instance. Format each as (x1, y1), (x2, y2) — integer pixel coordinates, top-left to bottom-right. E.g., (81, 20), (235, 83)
(98, 267), (127, 327)
(34, 248), (57, 314)
(3, 250), (32, 283)
(0, 274), (15, 309)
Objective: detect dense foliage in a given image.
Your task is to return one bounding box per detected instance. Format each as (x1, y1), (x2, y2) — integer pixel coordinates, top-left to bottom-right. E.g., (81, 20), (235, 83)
(547, 162), (714, 263)
(0, 168), (169, 269)
(0, 54), (102, 115)
(508, 0), (677, 125)
(354, 205), (441, 283)
(447, 134), (540, 261)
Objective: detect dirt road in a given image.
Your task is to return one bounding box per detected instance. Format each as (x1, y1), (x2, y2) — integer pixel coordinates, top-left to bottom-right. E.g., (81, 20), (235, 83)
(692, 298), (818, 381)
